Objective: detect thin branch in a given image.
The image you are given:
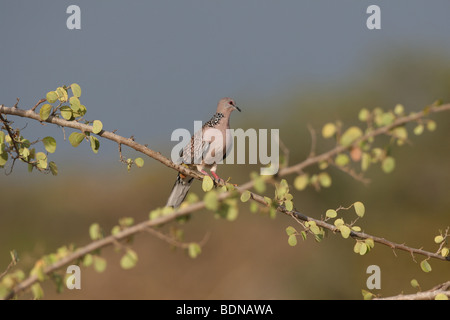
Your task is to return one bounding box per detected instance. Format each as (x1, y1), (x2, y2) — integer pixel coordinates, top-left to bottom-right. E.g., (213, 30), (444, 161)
(277, 103), (450, 176)
(375, 281), (450, 300)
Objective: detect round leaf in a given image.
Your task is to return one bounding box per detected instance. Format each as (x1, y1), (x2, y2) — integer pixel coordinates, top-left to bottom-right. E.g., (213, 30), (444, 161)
(358, 108), (370, 121)
(322, 123), (336, 138)
(135, 157), (144, 168)
(420, 259), (432, 273)
(60, 106), (73, 120)
(202, 175), (214, 192)
(204, 191), (218, 210)
(71, 83), (82, 97)
(240, 190), (251, 202)
(46, 91), (58, 103)
(294, 174), (309, 191)
(382, 156), (396, 173)
(120, 249), (138, 270)
(42, 136), (56, 154)
(326, 209), (337, 218)
(434, 235), (444, 244)
(39, 104), (52, 121)
(354, 201), (365, 217)
(89, 136), (100, 154)
(69, 132), (85, 147)
(318, 172), (332, 188)
(188, 243), (201, 259)
(339, 225), (351, 239)
(335, 154), (350, 167)
(92, 120), (103, 134)
(340, 126), (363, 147)
(93, 256), (107, 273)
(288, 234), (297, 246)
(36, 152), (47, 169)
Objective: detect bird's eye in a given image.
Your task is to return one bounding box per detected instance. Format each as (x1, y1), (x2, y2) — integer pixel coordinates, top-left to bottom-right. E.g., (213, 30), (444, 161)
(229, 101), (234, 105)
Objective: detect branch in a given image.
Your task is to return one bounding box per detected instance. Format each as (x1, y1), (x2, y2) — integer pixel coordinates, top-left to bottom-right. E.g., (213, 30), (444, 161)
(277, 103), (450, 176)
(375, 281), (450, 300)
(0, 104), (205, 181)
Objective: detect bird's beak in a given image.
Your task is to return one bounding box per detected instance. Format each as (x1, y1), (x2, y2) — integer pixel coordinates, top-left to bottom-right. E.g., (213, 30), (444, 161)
(235, 105), (241, 112)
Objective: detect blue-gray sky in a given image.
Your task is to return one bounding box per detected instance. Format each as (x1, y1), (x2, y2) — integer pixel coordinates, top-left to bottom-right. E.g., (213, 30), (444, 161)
(1, 1), (450, 164)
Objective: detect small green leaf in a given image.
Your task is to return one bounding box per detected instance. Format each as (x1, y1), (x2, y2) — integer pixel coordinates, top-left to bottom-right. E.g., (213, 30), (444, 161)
(89, 136), (100, 154)
(434, 235), (444, 244)
(288, 234), (297, 246)
(60, 106), (73, 120)
(204, 191), (218, 211)
(93, 256), (107, 273)
(294, 174), (309, 191)
(31, 283), (44, 300)
(340, 126), (363, 147)
(69, 96), (81, 112)
(334, 218), (344, 227)
(339, 225), (351, 239)
(46, 91), (58, 103)
(202, 175), (214, 192)
(420, 259), (432, 273)
(361, 289), (374, 300)
(394, 104), (404, 115)
(353, 242), (361, 254)
(188, 243), (201, 259)
(89, 223), (102, 240)
(326, 209), (337, 218)
(414, 124), (424, 136)
(284, 200), (293, 211)
(318, 172), (332, 188)
(361, 152), (371, 171)
(83, 254), (93, 267)
(120, 249), (138, 270)
(359, 243), (368, 255)
(42, 136), (57, 153)
(410, 279), (420, 289)
(382, 156), (395, 173)
(240, 190), (251, 202)
(39, 104), (53, 121)
(36, 152), (47, 169)
(426, 120), (436, 132)
(358, 108), (370, 121)
(335, 154), (350, 167)
(69, 132), (85, 147)
(92, 120), (103, 134)
(49, 161), (58, 176)
(71, 83), (82, 97)
(435, 293), (448, 300)
(441, 247), (449, 257)
(365, 238), (375, 248)
(286, 226), (297, 236)
(354, 201), (365, 218)
(322, 123), (336, 138)
(135, 157), (144, 168)
(56, 87), (68, 102)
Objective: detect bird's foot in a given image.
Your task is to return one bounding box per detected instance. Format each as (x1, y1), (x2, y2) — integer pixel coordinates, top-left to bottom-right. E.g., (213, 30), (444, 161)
(210, 171), (225, 185)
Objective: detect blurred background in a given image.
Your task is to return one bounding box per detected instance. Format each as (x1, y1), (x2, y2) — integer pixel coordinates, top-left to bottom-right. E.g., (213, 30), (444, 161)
(1, 1), (449, 299)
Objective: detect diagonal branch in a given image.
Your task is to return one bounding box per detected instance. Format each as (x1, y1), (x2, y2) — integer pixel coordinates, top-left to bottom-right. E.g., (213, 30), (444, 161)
(375, 281), (450, 300)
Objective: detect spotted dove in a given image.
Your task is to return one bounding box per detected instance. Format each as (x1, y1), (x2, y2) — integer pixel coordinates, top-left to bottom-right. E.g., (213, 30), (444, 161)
(166, 97), (241, 208)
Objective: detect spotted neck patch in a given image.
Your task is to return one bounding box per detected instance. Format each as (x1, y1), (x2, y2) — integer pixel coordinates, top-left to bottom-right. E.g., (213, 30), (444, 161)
(205, 112), (224, 127)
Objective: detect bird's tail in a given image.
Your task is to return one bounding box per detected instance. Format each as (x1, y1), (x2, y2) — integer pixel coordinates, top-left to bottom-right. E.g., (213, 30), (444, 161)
(166, 172), (194, 208)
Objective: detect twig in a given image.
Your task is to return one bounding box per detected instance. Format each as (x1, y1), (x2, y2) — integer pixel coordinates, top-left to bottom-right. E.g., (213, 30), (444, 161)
(375, 281), (450, 300)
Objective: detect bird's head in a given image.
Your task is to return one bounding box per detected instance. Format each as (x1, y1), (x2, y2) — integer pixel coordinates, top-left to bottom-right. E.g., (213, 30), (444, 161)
(217, 97), (241, 114)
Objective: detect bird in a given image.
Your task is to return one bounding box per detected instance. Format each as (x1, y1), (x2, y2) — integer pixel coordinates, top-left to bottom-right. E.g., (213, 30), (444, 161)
(166, 97), (241, 208)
